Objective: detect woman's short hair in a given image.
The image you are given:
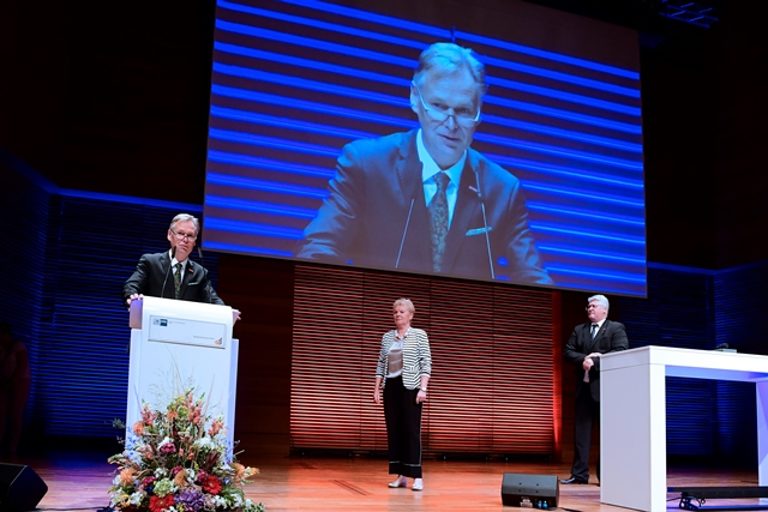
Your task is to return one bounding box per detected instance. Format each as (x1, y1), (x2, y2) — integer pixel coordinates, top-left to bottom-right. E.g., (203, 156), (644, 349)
(393, 298), (415, 314)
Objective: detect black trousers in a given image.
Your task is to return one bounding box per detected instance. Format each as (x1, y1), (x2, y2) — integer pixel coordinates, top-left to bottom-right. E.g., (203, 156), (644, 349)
(384, 376), (423, 478)
(570, 383), (600, 481)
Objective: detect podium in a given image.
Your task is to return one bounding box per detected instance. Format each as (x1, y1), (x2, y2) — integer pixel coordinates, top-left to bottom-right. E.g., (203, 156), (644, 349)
(126, 296), (239, 452)
(600, 346), (768, 512)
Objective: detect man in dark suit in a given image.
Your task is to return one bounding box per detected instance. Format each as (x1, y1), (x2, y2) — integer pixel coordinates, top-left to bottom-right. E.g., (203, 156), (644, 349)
(295, 42), (552, 286)
(123, 213), (229, 308)
(561, 294), (628, 485)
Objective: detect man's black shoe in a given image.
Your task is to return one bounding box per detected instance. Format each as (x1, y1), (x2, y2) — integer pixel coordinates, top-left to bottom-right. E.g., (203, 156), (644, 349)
(560, 476), (588, 485)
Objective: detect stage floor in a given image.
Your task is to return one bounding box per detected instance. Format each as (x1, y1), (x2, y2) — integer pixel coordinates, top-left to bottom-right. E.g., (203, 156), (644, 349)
(22, 450), (764, 511)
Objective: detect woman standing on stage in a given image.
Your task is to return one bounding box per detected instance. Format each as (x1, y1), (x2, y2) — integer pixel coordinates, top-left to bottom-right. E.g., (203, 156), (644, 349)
(373, 298), (432, 491)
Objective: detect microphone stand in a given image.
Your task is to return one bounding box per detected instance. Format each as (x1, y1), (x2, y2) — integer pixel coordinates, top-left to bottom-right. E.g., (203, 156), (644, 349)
(472, 170), (495, 280)
(395, 197), (416, 269)
(161, 246), (177, 299)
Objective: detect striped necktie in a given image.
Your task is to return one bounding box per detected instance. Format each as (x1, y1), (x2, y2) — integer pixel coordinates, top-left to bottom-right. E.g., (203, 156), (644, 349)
(173, 263), (182, 298)
(429, 172), (450, 272)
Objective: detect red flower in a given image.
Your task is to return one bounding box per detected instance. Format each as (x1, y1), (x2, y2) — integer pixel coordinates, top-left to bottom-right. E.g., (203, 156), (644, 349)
(149, 494), (174, 512)
(201, 474), (223, 495)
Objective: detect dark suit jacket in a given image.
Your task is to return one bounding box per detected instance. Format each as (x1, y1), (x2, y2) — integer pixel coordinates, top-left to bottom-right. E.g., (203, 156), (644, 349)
(295, 130), (552, 285)
(564, 319), (629, 401)
(122, 251), (224, 305)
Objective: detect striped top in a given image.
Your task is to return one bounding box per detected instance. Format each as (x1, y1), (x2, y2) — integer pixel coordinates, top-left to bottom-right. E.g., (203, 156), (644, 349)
(376, 327), (432, 390)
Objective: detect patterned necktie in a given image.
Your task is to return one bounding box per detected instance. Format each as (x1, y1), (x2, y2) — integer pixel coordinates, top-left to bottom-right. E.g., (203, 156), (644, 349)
(591, 323), (598, 339)
(429, 172), (450, 272)
(173, 262), (182, 299)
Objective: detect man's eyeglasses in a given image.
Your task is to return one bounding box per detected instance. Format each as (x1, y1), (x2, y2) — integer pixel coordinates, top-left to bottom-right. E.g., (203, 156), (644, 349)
(412, 82), (481, 128)
(171, 230), (197, 241)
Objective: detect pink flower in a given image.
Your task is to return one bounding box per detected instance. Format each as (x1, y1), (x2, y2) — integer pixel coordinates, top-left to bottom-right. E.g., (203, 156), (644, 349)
(208, 419), (224, 437)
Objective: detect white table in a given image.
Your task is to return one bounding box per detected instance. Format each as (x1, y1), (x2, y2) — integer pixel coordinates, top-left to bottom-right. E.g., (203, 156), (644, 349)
(600, 346), (768, 511)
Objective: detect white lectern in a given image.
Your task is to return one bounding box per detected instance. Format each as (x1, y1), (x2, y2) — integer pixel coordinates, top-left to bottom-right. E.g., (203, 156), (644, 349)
(126, 296), (239, 452)
(601, 345), (768, 512)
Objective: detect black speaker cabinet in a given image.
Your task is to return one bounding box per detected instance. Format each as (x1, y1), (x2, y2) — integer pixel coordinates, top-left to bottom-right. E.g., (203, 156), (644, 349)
(501, 473), (559, 509)
(0, 463), (48, 512)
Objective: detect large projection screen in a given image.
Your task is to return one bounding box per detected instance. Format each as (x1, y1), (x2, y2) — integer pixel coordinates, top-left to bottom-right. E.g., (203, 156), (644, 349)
(203, 0), (646, 297)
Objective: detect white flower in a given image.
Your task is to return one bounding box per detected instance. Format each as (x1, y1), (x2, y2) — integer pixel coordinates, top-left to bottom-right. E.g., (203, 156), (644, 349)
(193, 436), (215, 450)
(154, 466), (169, 477)
(129, 491), (144, 505)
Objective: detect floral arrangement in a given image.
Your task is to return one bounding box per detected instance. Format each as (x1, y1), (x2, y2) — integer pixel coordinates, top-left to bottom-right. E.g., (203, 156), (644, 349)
(108, 390), (264, 512)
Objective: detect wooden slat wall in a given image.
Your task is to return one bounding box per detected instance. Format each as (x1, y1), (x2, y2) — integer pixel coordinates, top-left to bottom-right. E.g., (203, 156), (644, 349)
(291, 265), (557, 456)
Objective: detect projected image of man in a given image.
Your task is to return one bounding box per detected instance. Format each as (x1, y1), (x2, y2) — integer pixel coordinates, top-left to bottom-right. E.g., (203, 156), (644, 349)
(296, 42), (552, 285)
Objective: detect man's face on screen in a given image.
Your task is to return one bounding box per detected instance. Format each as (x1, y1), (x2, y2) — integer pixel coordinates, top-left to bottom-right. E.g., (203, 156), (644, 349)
(411, 68), (481, 169)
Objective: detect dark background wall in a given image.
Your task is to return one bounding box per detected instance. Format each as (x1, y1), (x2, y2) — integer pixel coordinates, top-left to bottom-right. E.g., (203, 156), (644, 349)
(1, 0), (767, 464)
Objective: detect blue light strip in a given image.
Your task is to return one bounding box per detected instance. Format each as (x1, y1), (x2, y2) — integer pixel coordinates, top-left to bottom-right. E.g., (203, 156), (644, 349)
(278, 0), (639, 79)
(524, 183), (644, 208)
(477, 132), (643, 171)
(207, 149), (334, 180)
(212, 63), (403, 106)
(219, 1), (427, 52)
(455, 30), (639, 80)
(210, 105), (379, 141)
(203, 239), (295, 258)
(548, 266), (646, 283)
(484, 57), (639, 99)
(481, 113), (642, 153)
(204, 216), (303, 239)
(492, 157), (643, 189)
(540, 245), (645, 265)
(60, 188), (201, 212)
(205, 195), (318, 219)
(214, 42), (406, 87)
(215, 20), (415, 68)
(207, 171), (328, 200)
(479, 96), (641, 134)
(207, 128), (338, 158)
(488, 76), (639, 115)
(529, 204), (645, 227)
(531, 224), (645, 245)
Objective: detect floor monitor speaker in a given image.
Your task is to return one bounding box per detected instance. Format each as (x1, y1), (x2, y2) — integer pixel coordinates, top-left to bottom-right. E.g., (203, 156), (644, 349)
(501, 472), (558, 509)
(0, 463), (48, 512)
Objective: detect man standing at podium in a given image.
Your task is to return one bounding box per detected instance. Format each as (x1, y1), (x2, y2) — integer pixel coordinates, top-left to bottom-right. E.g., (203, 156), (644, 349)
(123, 213), (225, 306)
(561, 294), (628, 486)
